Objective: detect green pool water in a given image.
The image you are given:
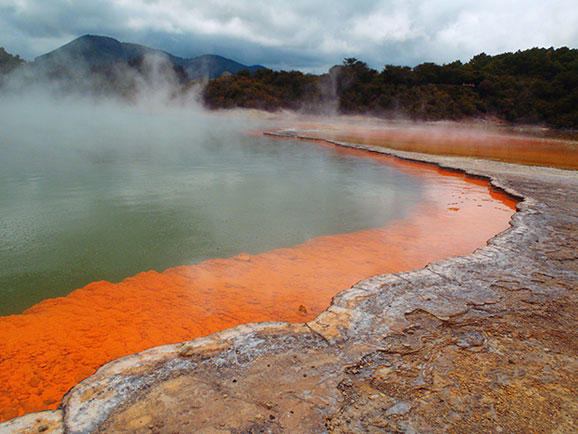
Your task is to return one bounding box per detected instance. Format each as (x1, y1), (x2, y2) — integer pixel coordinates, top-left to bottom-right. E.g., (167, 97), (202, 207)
(0, 98), (423, 315)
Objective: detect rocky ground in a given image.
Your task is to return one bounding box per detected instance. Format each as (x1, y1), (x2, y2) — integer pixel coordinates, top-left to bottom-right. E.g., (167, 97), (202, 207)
(1, 132), (577, 434)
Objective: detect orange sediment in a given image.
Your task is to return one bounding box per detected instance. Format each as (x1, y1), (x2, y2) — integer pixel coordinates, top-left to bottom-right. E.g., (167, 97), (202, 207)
(296, 125), (578, 169)
(0, 142), (517, 421)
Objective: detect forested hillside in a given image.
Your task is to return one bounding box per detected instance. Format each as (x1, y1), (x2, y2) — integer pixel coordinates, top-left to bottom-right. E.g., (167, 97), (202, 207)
(2, 43), (576, 128)
(203, 47), (578, 129)
(0, 47), (24, 74)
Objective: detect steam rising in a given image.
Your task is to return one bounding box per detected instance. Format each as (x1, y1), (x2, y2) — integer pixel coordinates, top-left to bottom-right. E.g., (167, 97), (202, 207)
(3, 43), (572, 318)
(0, 78), (426, 315)
(1, 50), (203, 107)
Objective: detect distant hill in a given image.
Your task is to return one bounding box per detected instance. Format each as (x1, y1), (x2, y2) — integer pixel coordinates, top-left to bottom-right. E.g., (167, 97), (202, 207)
(0, 47), (24, 74)
(185, 54), (264, 80)
(34, 35), (265, 79)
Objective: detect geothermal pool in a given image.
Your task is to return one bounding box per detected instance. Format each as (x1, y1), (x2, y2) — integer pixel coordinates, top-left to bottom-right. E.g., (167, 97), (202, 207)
(0, 103), (424, 316)
(0, 102), (516, 421)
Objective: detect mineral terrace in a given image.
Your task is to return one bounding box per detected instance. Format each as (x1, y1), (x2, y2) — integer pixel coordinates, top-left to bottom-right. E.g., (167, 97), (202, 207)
(1, 131), (577, 434)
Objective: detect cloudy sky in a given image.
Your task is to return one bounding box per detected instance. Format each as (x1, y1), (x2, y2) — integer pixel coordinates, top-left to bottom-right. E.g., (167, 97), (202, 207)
(1, 0), (577, 72)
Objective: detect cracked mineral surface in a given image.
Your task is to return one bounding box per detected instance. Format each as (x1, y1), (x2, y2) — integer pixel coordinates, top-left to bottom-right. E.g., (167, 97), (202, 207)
(1, 129), (576, 434)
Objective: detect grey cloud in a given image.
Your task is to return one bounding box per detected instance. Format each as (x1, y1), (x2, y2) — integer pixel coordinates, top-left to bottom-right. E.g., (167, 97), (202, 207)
(1, 0), (577, 70)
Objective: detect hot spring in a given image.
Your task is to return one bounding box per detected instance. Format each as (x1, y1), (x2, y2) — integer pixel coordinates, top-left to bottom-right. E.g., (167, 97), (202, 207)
(0, 100), (425, 315)
(0, 98), (516, 420)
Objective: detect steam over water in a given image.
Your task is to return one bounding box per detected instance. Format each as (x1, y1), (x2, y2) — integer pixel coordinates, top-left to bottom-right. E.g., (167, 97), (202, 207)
(0, 96), (518, 421)
(0, 98), (422, 315)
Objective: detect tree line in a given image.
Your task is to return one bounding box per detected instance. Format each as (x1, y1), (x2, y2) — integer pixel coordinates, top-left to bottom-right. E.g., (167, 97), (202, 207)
(203, 47), (578, 129)
(0, 47), (24, 74)
(2, 45), (577, 128)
